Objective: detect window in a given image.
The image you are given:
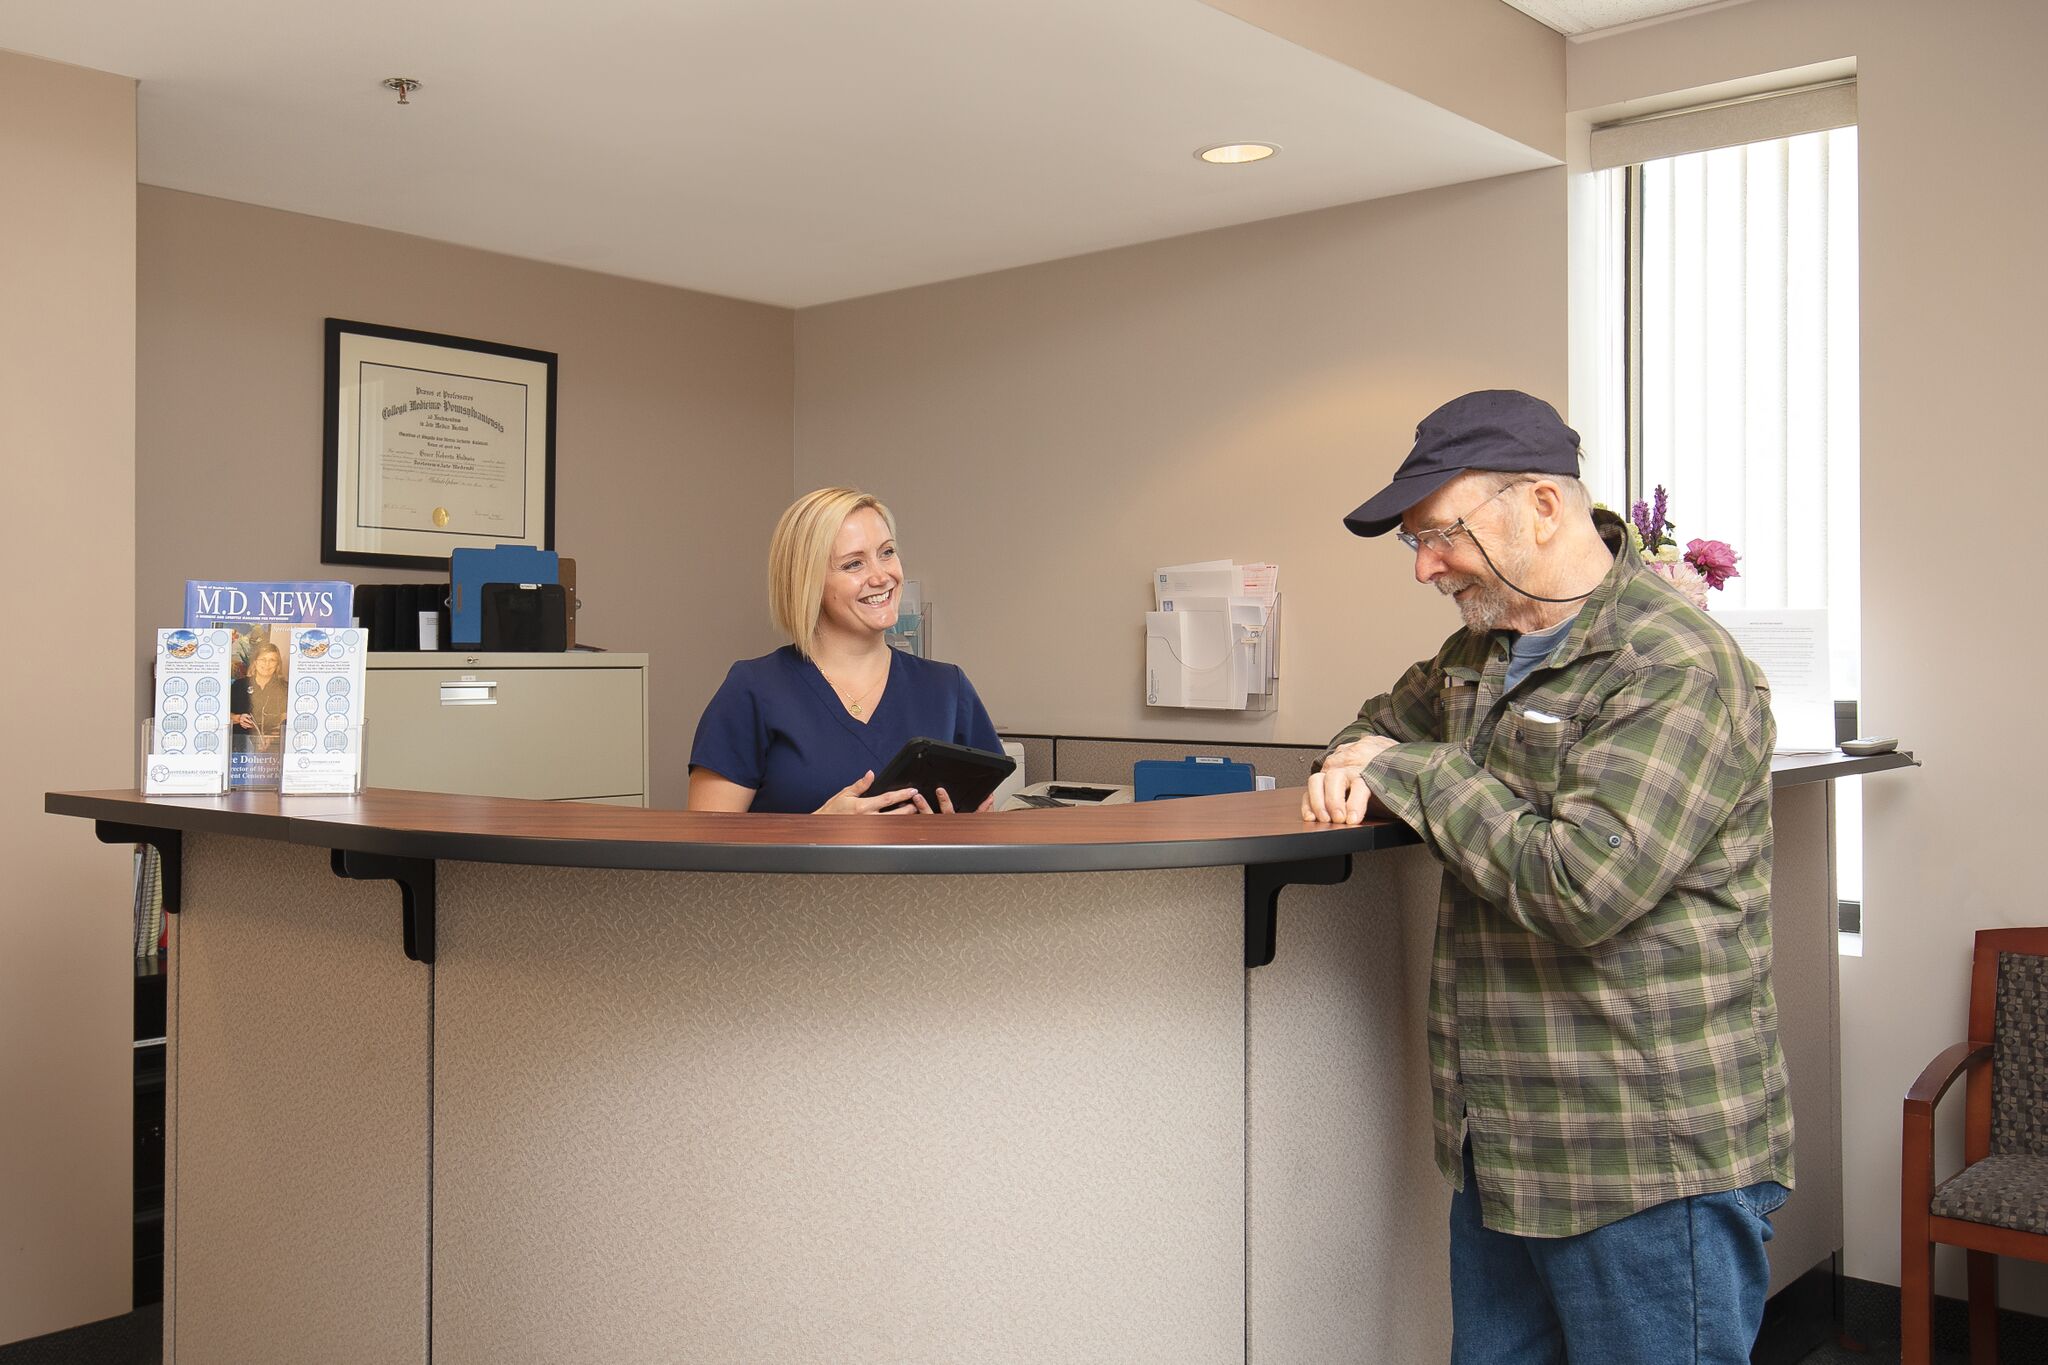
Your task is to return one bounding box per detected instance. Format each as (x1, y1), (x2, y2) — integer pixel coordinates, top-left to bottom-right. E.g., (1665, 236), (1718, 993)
(1590, 101), (1862, 947)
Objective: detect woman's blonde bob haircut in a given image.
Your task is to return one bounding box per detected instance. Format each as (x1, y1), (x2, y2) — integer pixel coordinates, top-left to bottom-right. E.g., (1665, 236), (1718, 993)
(768, 487), (898, 659)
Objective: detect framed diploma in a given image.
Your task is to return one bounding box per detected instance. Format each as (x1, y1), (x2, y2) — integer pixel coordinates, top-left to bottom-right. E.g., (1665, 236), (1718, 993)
(322, 318), (557, 569)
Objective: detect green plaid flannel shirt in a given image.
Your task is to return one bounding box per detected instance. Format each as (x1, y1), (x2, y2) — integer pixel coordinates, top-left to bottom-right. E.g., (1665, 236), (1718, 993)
(1328, 532), (1792, 1236)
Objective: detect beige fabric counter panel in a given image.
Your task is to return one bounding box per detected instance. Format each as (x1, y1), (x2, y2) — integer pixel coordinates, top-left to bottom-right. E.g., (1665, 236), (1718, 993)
(1248, 843), (1450, 1362)
(430, 862), (1248, 1363)
(167, 837), (430, 1365)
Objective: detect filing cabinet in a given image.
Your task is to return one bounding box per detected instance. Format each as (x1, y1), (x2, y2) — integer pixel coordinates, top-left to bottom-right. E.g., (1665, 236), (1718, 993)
(364, 652), (649, 805)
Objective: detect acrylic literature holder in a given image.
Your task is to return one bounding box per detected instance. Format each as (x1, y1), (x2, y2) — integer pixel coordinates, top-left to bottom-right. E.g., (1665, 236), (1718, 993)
(277, 721), (367, 796)
(140, 721), (367, 796)
(146, 618), (368, 797)
(139, 718), (230, 796)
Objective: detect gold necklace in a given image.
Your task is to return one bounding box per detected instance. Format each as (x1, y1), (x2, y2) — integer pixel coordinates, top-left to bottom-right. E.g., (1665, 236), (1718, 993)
(817, 657), (888, 716)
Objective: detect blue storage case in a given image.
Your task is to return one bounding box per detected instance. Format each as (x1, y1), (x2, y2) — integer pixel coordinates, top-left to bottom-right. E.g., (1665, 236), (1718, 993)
(1133, 755), (1255, 802)
(450, 545), (558, 646)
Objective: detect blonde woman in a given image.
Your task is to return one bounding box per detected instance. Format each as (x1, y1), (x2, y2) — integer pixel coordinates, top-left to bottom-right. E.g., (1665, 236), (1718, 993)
(688, 488), (1001, 814)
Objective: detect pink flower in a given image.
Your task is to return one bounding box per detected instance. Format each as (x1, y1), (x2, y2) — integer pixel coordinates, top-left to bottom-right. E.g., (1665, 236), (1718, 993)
(1684, 538), (1741, 591)
(1647, 558), (1711, 610)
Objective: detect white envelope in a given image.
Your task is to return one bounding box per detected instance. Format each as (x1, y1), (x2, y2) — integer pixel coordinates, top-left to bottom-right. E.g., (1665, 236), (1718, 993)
(1145, 606), (1238, 708)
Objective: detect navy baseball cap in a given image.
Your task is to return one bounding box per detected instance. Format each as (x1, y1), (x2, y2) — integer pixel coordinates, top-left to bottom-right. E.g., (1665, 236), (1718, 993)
(1343, 390), (1582, 538)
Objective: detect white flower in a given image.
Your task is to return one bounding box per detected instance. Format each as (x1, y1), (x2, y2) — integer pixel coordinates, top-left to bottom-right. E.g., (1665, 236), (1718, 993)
(1647, 559), (1711, 610)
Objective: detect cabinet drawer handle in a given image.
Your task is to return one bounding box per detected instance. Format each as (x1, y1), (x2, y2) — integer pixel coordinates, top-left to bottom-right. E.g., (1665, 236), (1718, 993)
(440, 680), (497, 706)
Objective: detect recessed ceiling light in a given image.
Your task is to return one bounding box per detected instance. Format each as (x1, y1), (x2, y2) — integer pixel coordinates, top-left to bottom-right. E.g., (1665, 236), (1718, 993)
(1197, 142), (1279, 165)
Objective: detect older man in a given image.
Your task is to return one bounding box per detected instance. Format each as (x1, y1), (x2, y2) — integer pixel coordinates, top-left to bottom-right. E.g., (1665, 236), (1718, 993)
(1305, 390), (1791, 1365)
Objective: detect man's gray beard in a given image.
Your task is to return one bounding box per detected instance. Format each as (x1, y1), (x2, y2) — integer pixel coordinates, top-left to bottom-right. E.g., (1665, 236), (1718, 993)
(1438, 541), (1534, 632)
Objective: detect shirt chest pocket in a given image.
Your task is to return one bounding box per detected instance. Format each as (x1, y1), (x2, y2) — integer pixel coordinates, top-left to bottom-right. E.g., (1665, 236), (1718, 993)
(1488, 706), (1582, 815)
(1440, 672), (1482, 746)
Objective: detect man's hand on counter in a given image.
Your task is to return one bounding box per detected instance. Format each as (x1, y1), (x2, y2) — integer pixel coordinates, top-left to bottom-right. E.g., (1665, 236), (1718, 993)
(1302, 735), (1396, 825)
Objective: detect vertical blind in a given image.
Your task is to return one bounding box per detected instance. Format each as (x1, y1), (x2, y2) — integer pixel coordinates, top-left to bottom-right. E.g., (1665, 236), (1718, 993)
(1634, 125), (1861, 700)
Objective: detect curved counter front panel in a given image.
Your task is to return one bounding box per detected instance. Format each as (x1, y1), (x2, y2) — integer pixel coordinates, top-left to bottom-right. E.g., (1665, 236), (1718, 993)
(48, 766), (1900, 1363)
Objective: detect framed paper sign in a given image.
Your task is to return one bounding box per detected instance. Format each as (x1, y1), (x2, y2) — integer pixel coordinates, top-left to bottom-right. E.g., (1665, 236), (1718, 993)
(322, 318), (557, 569)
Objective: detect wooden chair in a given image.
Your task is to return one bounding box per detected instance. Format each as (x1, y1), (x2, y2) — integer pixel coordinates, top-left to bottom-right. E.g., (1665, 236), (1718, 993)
(1901, 926), (2048, 1364)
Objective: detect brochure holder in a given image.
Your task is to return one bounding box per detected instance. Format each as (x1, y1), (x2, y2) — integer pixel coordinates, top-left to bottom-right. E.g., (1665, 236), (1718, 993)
(278, 721), (368, 796)
(140, 719), (230, 796)
(138, 720), (366, 796)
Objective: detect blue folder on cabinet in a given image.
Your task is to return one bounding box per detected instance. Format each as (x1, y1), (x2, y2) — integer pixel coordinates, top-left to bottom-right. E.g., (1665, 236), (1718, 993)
(1133, 755), (1255, 802)
(450, 546), (558, 646)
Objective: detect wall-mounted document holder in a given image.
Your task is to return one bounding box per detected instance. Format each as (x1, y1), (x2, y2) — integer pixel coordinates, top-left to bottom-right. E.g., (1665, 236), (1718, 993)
(886, 580), (931, 658)
(1143, 560), (1280, 712)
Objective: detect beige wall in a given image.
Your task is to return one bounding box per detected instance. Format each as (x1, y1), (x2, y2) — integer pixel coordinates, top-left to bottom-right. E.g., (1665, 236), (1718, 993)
(795, 170), (1567, 743)
(137, 189), (794, 809)
(1572, 0), (2048, 1309)
(1204, 0), (1565, 158)
(0, 50), (138, 1343)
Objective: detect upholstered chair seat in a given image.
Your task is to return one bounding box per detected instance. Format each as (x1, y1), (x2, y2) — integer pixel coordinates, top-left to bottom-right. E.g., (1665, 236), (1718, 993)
(1929, 1155), (2048, 1236)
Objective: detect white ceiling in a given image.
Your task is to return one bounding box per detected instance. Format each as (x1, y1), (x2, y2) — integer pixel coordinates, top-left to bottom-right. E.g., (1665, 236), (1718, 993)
(1496, 0), (1756, 38)
(0, 0), (1556, 307)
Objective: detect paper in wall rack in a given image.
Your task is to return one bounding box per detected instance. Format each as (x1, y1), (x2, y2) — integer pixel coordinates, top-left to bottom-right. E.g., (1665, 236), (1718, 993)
(1144, 560), (1280, 711)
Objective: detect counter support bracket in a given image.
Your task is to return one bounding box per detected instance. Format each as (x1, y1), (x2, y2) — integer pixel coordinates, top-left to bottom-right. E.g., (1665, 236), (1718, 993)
(1244, 855), (1350, 969)
(97, 823), (181, 915)
(330, 849), (436, 964)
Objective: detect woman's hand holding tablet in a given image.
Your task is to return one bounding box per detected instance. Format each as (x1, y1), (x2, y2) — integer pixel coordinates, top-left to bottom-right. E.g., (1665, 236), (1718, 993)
(870, 737), (1015, 814)
(815, 769), (931, 816)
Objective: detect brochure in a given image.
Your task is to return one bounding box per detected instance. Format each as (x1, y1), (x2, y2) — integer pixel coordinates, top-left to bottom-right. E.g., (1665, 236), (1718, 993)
(148, 628), (233, 794)
(278, 627), (369, 794)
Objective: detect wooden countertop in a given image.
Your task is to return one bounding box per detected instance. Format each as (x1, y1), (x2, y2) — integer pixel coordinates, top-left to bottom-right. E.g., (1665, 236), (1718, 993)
(46, 786), (1417, 875)
(47, 750), (1910, 876)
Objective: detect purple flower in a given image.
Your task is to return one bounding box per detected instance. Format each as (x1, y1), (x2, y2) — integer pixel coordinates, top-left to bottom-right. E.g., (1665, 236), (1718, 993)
(1684, 538), (1741, 591)
(1631, 486), (1675, 554)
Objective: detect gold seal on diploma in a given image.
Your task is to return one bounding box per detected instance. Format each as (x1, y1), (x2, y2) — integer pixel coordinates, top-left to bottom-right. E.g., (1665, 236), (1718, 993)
(432, 507), (451, 528)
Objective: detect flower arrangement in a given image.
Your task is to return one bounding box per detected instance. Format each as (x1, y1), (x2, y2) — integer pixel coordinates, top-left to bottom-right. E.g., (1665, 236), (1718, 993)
(1628, 486), (1740, 610)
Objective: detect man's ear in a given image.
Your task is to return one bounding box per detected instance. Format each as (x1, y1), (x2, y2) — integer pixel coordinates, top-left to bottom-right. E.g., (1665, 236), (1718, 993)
(1527, 479), (1566, 544)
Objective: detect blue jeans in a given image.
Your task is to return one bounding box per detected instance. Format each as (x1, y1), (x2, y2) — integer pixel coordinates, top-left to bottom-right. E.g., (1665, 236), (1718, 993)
(1449, 1142), (1787, 1365)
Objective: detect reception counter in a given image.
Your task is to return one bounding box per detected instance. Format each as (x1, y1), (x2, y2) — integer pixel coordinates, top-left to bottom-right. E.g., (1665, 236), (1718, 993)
(49, 752), (1910, 1364)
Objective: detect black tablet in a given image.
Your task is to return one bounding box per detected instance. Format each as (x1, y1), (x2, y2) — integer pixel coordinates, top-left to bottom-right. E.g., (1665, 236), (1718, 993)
(871, 737), (1015, 812)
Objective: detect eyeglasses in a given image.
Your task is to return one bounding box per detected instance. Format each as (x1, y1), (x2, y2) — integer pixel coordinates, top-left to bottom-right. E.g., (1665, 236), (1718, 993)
(1394, 480), (1527, 554)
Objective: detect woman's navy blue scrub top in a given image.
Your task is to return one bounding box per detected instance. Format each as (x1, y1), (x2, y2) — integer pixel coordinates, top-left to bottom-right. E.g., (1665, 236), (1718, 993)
(689, 645), (1003, 814)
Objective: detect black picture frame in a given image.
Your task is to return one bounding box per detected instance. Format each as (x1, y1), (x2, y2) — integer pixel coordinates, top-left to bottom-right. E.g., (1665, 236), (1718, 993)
(321, 318), (558, 570)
